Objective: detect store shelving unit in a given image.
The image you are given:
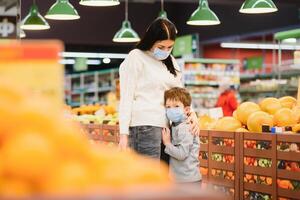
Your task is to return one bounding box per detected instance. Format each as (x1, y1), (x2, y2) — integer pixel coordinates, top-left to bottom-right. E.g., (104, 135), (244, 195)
(181, 59), (240, 115)
(65, 69), (119, 107)
(239, 62), (300, 102)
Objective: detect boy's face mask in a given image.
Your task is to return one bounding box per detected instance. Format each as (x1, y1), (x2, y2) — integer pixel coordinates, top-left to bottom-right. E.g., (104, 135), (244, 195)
(166, 107), (185, 123)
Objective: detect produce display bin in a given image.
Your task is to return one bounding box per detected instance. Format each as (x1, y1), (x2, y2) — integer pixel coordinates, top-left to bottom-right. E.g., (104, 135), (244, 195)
(240, 132), (276, 200)
(81, 124), (119, 144)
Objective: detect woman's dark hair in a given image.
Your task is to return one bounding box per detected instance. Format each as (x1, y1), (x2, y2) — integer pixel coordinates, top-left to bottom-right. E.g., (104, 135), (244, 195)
(136, 18), (178, 77)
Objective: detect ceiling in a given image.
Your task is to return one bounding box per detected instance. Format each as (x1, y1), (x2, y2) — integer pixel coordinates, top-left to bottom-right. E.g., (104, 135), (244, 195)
(20, 0), (300, 49)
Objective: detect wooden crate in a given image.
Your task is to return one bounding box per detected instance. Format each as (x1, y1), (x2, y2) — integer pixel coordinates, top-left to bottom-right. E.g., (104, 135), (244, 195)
(239, 132), (276, 200)
(81, 124), (119, 144)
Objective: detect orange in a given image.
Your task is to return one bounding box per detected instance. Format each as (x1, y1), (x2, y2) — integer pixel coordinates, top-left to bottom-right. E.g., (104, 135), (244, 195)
(0, 178), (32, 198)
(279, 96), (297, 109)
(1, 131), (57, 182)
(41, 160), (92, 195)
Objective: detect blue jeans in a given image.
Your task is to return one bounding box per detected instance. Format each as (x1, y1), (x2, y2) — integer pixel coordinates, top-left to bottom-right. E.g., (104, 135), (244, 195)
(129, 126), (162, 159)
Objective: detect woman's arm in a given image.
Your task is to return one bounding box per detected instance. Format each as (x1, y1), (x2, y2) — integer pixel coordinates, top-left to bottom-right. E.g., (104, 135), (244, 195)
(118, 51), (140, 150)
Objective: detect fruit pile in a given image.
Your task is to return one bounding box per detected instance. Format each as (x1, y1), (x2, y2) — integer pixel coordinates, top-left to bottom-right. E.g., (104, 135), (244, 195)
(199, 136), (208, 144)
(243, 174), (272, 185)
(244, 140), (271, 150)
(212, 153), (234, 164)
(211, 169), (235, 181)
(244, 157), (272, 167)
(199, 167), (208, 176)
(278, 160), (300, 172)
(277, 179), (300, 190)
(212, 185), (234, 196)
(244, 191), (271, 200)
(199, 152), (208, 160)
(277, 142), (300, 152)
(0, 83), (170, 198)
(72, 104), (116, 116)
(201, 96), (300, 133)
(212, 138), (234, 147)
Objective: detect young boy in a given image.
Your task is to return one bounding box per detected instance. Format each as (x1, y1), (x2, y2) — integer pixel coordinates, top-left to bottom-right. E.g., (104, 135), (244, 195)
(162, 87), (201, 183)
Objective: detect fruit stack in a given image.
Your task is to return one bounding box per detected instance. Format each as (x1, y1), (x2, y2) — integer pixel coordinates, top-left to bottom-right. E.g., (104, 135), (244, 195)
(212, 153), (235, 164)
(244, 191), (271, 200)
(244, 174), (272, 185)
(277, 179), (300, 191)
(244, 157), (272, 168)
(278, 161), (300, 172)
(213, 138), (234, 147)
(211, 169), (235, 181)
(244, 140), (271, 150)
(0, 83), (170, 198)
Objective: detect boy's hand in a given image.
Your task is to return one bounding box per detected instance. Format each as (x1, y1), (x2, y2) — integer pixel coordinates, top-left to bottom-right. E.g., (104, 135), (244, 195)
(162, 128), (171, 146)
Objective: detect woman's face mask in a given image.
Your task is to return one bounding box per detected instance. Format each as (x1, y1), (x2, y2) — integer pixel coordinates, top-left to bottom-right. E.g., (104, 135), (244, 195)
(151, 39), (174, 61)
(152, 48), (172, 60)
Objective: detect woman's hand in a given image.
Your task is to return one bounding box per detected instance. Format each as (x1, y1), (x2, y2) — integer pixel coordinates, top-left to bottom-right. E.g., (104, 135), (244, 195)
(187, 112), (200, 136)
(118, 134), (129, 151)
(162, 128), (171, 146)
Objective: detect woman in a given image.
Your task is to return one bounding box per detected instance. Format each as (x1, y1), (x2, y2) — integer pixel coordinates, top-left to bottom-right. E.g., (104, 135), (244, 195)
(118, 18), (199, 159)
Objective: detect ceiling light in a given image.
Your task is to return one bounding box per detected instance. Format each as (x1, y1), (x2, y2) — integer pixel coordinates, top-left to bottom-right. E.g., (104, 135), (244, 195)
(21, 0), (50, 30)
(103, 58), (111, 64)
(45, 0), (80, 20)
(239, 0), (278, 14)
(187, 0), (220, 26)
(79, 0), (120, 7)
(113, 0), (140, 43)
(282, 38), (297, 44)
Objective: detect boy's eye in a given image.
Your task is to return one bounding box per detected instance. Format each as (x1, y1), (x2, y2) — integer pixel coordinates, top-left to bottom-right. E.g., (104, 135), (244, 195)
(175, 105), (180, 107)
(166, 106), (171, 108)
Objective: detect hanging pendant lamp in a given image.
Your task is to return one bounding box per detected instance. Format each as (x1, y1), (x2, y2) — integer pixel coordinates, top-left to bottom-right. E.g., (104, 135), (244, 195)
(239, 0), (278, 14)
(158, 0), (167, 18)
(45, 0), (80, 20)
(79, 0), (120, 7)
(21, 0), (50, 30)
(20, 29), (26, 38)
(187, 0), (220, 26)
(113, 0), (140, 43)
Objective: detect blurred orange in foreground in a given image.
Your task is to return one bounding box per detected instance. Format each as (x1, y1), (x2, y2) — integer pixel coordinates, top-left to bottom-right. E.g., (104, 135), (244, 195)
(0, 82), (170, 198)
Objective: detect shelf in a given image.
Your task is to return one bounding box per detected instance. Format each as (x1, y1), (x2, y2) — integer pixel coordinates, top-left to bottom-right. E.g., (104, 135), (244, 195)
(184, 58), (239, 65)
(240, 70), (300, 81)
(191, 93), (218, 99)
(239, 87), (297, 94)
(184, 71), (239, 77)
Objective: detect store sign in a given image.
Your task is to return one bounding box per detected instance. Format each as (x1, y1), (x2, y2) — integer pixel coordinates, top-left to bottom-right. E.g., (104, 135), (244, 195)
(244, 56), (263, 70)
(0, 17), (16, 38)
(0, 40), (65, 107)
(74, 57), (88, 72)
(173, 34), (199, 57)
(0, 3), (19, 39)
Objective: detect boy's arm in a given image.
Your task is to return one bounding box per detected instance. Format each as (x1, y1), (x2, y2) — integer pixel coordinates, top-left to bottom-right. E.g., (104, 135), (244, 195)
(164, 127), (193, 161)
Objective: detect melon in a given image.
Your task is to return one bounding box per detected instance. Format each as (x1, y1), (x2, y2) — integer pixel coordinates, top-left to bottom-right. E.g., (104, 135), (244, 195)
(247, 111), (274, 133)
(292, 106), (300, 123)
(214, 117), (242, 132)
(274, 108), (297, 127)
(235, 127), (249, 132)
(279, 96), (297, 109)
(199, 115), (216, 130)
(292, 124), (300, 133)
(236, 102), (261, 125)
(259, 97), (282, 115)
(232, 111), (238, 120)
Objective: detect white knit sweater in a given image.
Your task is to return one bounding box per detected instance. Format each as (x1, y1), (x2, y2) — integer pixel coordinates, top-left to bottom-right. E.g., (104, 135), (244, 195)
(119, 49), (183, 135)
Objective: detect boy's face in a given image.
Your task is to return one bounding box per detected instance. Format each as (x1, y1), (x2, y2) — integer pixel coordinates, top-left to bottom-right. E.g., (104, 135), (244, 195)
(165, 99), (190, 115)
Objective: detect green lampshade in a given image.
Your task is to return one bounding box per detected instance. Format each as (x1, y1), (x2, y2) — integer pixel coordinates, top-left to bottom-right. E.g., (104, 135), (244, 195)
(79, 0), (120, 7)
(240, 0), (278, 14)
(45, 0), (80, 20)
(113, 20), (140, 43)
(21, 4), (50, 30)
(158, 10), (168, 18)
(187, 0), (220, 26)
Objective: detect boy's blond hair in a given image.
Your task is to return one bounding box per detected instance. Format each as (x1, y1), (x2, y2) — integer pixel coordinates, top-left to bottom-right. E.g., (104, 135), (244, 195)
(164, 87), (191, 107)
